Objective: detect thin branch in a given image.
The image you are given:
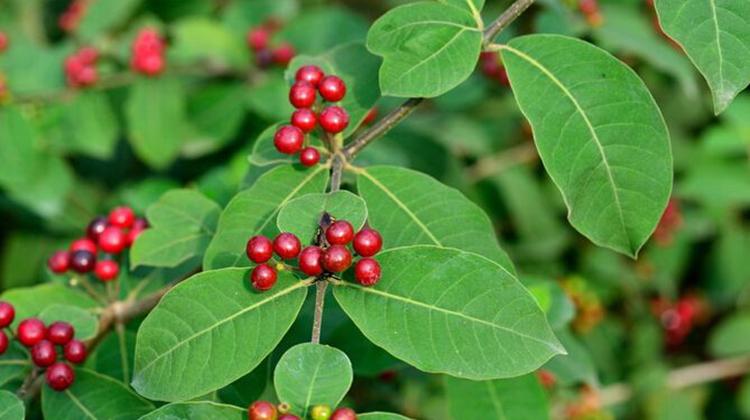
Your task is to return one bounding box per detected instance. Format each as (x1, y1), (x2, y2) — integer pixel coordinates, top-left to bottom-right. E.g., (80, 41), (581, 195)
(329, 154), (345, 192)
(483, 0), (535, 46)
(310, 281), (328, 344)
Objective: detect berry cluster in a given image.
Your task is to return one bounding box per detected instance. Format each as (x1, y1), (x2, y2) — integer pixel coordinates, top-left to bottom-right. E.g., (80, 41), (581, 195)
(0, 31), (8, 53)
(246, 20), (295, 69)
(130, 28), (166, 76)
(248, 401), (357, 420)
(0, 301), (86, 391)
(58, 0), (89, 33)
(579, 0), (603, 27)
(245, 220), (383, 292)
(47, 206), (147, 282)
(478, 52), (509, 86)
(64, 47), (99, 88)
(651, 295), (707, 347)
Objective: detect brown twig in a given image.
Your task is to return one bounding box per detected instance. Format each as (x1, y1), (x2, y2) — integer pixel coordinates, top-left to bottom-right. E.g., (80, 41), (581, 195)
(483, 0), (535, 47)
(310, 281), (328, 344)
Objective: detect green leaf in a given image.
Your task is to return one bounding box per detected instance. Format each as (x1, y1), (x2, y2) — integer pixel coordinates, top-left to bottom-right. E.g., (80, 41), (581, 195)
(0, 390), (24, 420)
(359, 414), (413, 420)
(709, 312), (750, 357)
(77, 0), (143, 40)
(204, 165), (329, 270)
(88, 328), (136, 383)
(499, 34), (673, 257)
(0, 106), (44, 189)
(246, 77), (296, 121)
(132, 268), (309, 401)
(171, 18), (249, 69)
(139, 401), (245, 420)
(42, 368), (154, 420)
(356, 166), (514, 271)
(274, 344), (353, 416)
(131, 189), (221, 269)
(0, 342), (32, 387)
(655, 0), (750, 114)
(63, 91), (119, 159)
(333, 246), (563, 380)
(543, 329), (598, 386)
(39, 304), (98, 341)
(1, 283), (98, 329)
(367, 2), (482, 97)
(444, 374), (549, 420)
(185, 82), (247, 157)
(328, 321), (401, 377)
(125, 77), (188, 170)
(281, 7), (369, 55)
(277, 191), (368, 243)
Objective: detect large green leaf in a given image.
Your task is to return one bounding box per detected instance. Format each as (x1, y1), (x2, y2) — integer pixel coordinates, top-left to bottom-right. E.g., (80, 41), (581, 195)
(204, 165), (329, 269)
(0, 106), (44, 190)
(132, 268), (309, 401)
(1, 283), (98, 329)
(185, 82), (247, 157)
(139, 402), (245, 420)
(367, 2), (482, 97)
(39, 304), (98, 341)
(63, 91), (119, 159)
(356, 166), (514, 271)
(499, 34), (673, 257)
(88, 328), (136, 383)
(0, 391), (24, 420)
(655, 0), (750, 114)
(333, 246), (563, 379)
(41, 369), (154, 420)
(444, 374), (549, 420)
(274, 344), (353, 416)
(277, 191), (368, 243)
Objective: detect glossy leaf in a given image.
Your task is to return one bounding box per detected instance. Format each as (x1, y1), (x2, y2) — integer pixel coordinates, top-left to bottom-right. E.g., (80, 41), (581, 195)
(277, 191), (368, 243)
(139, 401), (245, 420)
(39, 304), (98, 341)
(0, 391), (24, 420)
(500, 34), (672, 257)
(444, 374), (549, 420)
(0, 283), (98, 329)
(132, 268), (309, 401)
(333, 246), (563, 380)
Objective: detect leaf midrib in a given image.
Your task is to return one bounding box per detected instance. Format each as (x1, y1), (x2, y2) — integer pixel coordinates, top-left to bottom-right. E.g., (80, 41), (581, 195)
(708, 0), (725, 91)
(64, 389), (97, 420)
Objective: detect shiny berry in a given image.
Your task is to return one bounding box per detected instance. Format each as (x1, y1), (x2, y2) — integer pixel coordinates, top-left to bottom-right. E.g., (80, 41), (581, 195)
(86, 216), (108, 241)
(291, 108), (317, 133)
(46, 362), (75, 391)
(311, 405), (332, 420)
(248, 400), (277, 420)
(298, 246), (324, 276)
(274, 125), (304, 154)
(322, 245), (352, 273)
(108, 206), (135, 229)
(95, 260), (120, 282)
(17, 318), (46, 347)
(331, 408), (357, 420)
(279, 415), (300, 420)
(98, 226), (126, 254)
(273, 233), (301, 260)
(355, 258), (381, 287)
(47, 251), (70, 274)
(295, 65), (325, 86)
(64, 340), (87, 364)
(318, 76), (346, 102)
(137, 54), (165, 75)
(246, 235), (274, 264)
(353, 228), (382, 257)
(70, 250), (96, 273)
(247, 28), (269, 51)
(319, 106), (349, 134)
(31, 340), (57, 367)
(299, 147), (320, 167)
(272, 42), (295, 65)
(289, 81), (317, 108)
(0, 331), (7, 355)
(0, 302), (15, 328)
(326, 221), (354, 245)
(47, 322), (74, 345)
(69, 238), (97, 254)
(251, 264), (277, 291)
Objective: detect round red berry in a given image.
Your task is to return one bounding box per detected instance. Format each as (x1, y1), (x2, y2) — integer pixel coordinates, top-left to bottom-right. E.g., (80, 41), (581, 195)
(64, 339), (87, 364)
(86, 216), (108, 241)
(326, 221), (354, 245)
(299, 147), (320, 167)
(322, 245), (352, 273)
(98, 226), (126, 254)
(355, 258), (381, 287)
(274, 125), (304, 155)
(108, 206), (135, 229)
(0, 302), (15, 328)
(70, 250), (96, 273)
(291, 108), (317, 133)
(251, 264), (277, 291)
(289, 81), (317, 108)
(353, 228), (382, 257)
(95, 260), (120, 282)
(246, 235), (274, 264)
(273, 233), (301, 260)
(77, 47), (98, 65)
(31, 340), (57, 367)
(319, 106), (349, 134)
(318, 75), (346, 102)
(248, 401), (277, 420)
(295, 65), (325, 86)
(46, 362), (75, 391)
(272, 42), (295, 65)
(331, 407), (357, 420)
(69, 238), (97, 254)
(17, 318), (46, 347)
(298, 246), (324, 276)
(247, 28), (269, 51)
(0, 331), (7, 355)
(47, 251), (70, 274)
(279, 415), (301, 420)
(47, 322), (74, 345)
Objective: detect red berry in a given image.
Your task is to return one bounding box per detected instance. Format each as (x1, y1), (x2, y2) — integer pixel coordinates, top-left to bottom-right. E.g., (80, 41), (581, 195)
(0, 331), (7, 355)
(289, 81), (317, 108)
(299, 147), (320, 167)
(77, 47), (98, 65)
(318, 75), (346, 102)
(298, 246), (324, 276)
(295, 65), (325, 86)
(47, 251), (70, 274)
(70, 238), (97, 254)
(247, 28), (269, 51)
(579, 0), (599, 14)
(132, 29), (164, 56)
(64, 339), (87, 364)
(108, 206), (135, 229)
(251, 264), (277, 291)
(353, 228), (383, 257)
(322, 245), (352, 273)
(319, 106), (349, 134)
(273, 233), (302, 260)
(248, 401), (277, 420)
(363, 107), (378, 125)
(17, 318), (46, 347)
(126, 226), (146, 246)
(136, 53), (165, 76)
(272, 42), (295, 65)
(70, 250), (96, 273)
(331, 408), (357, 420)
(274, 125), (304, 155)
(279, 415), (301, 420)
(31, 340), (57, 367)
(0, 32), (8, 53)
(0, 302), (15, 328)
(98, 226), (126, 254)
(246, 235), (274, 264)
(291, 108), (317, 133)
(47, 322), (74, 345)
(75, 66), (98, 87)
(95, 260), (120, 282)
(86, 216), (108, 241)
(46, 362), (75, 391)
(355, 258), (381, 287)
(132, 217), (149, 231)
(326, 220), (354, 245)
